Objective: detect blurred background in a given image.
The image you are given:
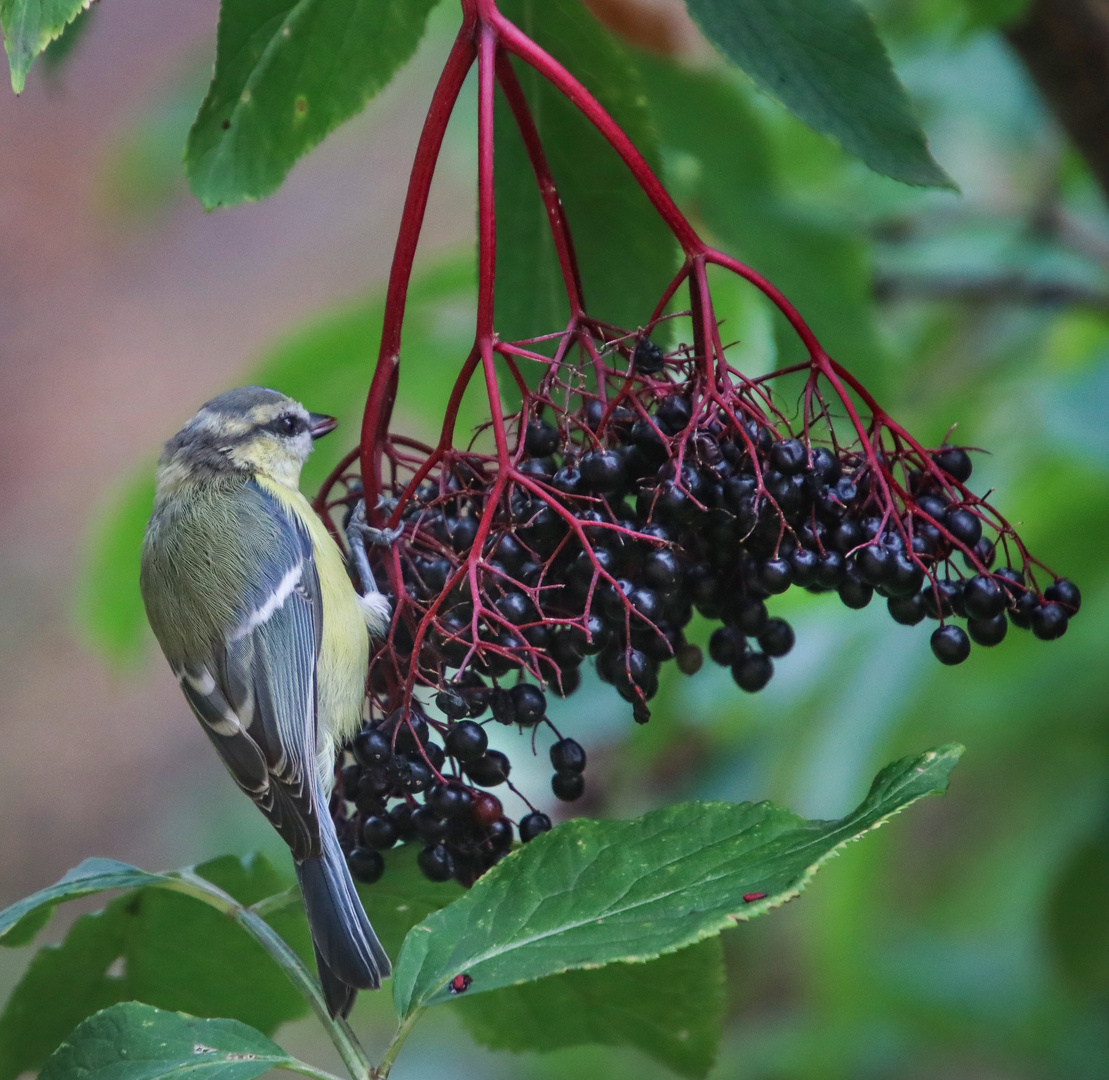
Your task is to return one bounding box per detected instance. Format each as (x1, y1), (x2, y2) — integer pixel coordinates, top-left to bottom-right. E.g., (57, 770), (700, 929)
(1, 0), (1107, 1077)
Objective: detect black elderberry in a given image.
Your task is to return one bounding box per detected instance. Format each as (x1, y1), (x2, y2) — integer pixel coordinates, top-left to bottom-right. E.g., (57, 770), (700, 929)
(553, 465), (583, 496)
(942, 507), (983, 547)
(1030, 602), (1068, 641)
(934, 446), (973, 483)
(411, 805), (447, 842)
(352, 728), (391, 768)
(443, 722), (487, 767)
(915, 494), (948, 521)
(629, 587), (662, 622)
(757, 618), (795, 657)
(356, 768), (393, 808)
(347, 847), (385, 885)
(730, 596), (769, 635)
(417, 843), (455, 883)
(556, 666), (583, 697)
(676, 642), (703, 675)
(519, 811), (552, 842)
(810, 446), (841, 484)
(790, 546), (819, 587)
(887, 594), (926, 626)
(470, 790), (503, 826)
(396, 756), (433, 793)
(759, 558), (793, 595)
(643, 549), (681, 592)
(394, 716), (429, 753)
(931, 625), (971, 665)
(654, 481), (695, 525)
(510, 683), (547, 726)
(389, 802), (418, 842)
(733, 652), (773, 692)
(1008, 590), (1037, 629)
(361, 814), (398, 849)
(495, 592), (532, 625)
(838, 573), (873, 609)
(968, 613), (1008, 646)
(525, 418), (559, 458)
(1044, 578), (1081, 613)
(450, 515), (479, 553)
(436, 689), (469, 719)
(580, 449), (625, 493)
(486, 818), (514, 851)
(428, 784), (473, 819)
(829, 520), (862, 554)
(552, 771), (586, 801)
(770, 437), (806, 476)
(856, 543), (893, 587)
(465, 750), (511, 786)
(489, 688), (516, 725)
(709, 626), (746, 666)
(815, 551), (847, 589)
(340, 763), (361, 802)
(921, 579), (961, 620)
(550, 737), (586, 773)
(633, 336), (666, 374)
(656, 396), (692, 435)
(963, 575), (1006, 620)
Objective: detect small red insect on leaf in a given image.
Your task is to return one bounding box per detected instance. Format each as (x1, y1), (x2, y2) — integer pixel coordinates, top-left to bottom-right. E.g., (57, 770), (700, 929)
(449, 972), (473, 994)
(743, 892), (767, 903)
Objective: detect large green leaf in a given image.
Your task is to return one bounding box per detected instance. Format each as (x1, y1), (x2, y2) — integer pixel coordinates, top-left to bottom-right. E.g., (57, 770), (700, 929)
(393, 745), (962, 1015)
(39, 1004), (298, 1080)
(187, 0), (440, 208)
(1, 0), (88, 92)
(494, 0), (678, 346)
(683, 0), (954, 189)
(0, 855), (308, 1080)
(454, 937), (725, 1079)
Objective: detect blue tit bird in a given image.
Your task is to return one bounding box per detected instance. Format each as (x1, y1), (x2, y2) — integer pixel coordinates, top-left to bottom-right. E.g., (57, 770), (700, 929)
(140, 386), (393, 1018)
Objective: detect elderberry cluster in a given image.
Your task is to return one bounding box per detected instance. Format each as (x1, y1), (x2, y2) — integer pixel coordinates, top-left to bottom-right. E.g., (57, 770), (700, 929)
(336, 334), (1079, 887)
(335, 702), (586, 886)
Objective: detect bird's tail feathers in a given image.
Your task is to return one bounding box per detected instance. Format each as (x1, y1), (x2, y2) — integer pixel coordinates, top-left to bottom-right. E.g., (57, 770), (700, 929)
(296, 821), (391, 1013)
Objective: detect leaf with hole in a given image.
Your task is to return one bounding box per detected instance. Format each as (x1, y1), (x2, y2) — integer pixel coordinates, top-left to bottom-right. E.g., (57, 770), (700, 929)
(38, 1003), (301, 1080)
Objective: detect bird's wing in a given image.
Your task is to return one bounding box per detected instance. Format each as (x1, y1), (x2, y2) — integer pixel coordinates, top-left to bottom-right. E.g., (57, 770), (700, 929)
(173, 480), (326, 862)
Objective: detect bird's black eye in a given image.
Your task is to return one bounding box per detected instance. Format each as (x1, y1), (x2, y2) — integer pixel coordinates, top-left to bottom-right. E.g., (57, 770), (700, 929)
(270, 413), (307, 437)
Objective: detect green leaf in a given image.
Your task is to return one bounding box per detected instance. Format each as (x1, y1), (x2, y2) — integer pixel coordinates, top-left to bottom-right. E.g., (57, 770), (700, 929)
(0, 859), (166, 946)
(1, 0), (89, 92)
(79, 254), (476, 662)
(393, 745), (962, 1015)
(454, 937), (725, 1079)
(39, 1003), (299, 1080)
(187, 0), (440, 208)
(494, 0), (678, 346)
(0, 856), (308, 1080)
(683, 0), (954, 188)
(39, 0), (94, 74)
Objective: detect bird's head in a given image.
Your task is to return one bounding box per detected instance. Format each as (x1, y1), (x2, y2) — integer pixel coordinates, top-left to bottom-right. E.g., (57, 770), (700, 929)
(156, 386), (337, 493)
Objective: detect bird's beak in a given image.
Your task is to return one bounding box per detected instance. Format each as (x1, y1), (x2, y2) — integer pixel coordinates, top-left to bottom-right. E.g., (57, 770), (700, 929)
(308, 413), (338, 439)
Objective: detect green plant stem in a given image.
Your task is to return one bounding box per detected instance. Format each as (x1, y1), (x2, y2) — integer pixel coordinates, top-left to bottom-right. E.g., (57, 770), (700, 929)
(371, 1009), (425, 1080)
(166, 871), (374, 1080)
(280, 1062), (349, 1080)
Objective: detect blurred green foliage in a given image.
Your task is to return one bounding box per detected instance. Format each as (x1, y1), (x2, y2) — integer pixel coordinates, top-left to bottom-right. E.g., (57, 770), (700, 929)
(55, 0), (1109, 1077)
